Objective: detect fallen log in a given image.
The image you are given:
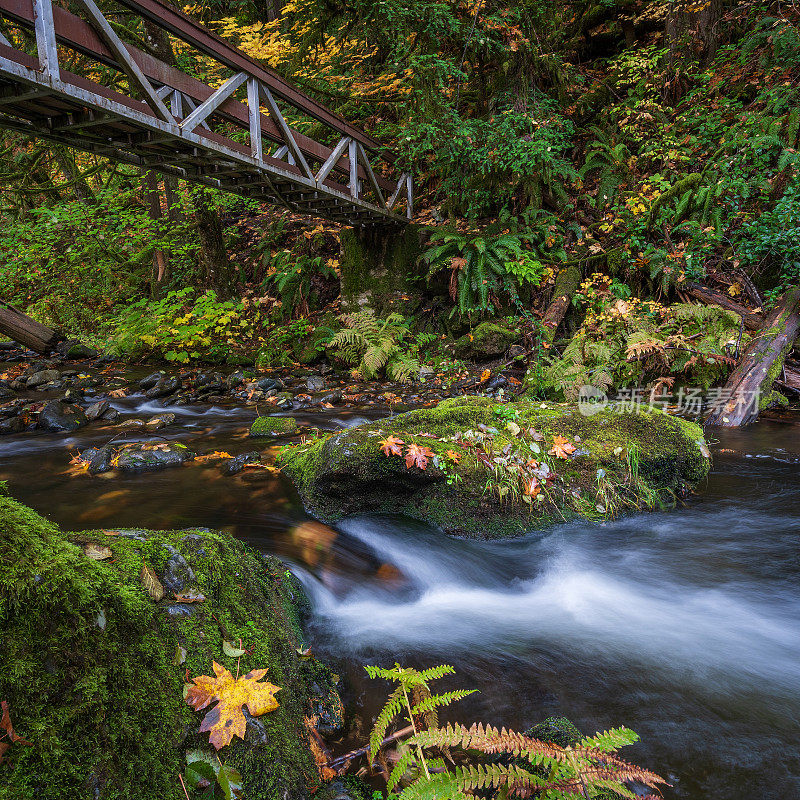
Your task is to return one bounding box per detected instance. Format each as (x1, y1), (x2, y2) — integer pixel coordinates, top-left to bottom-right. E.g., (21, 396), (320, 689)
(541, 264), (582, 341)
(684, 283), (764, 332)
(326, 724), (414, 774)
(705, 286), (800, 427)
(0, 301), (60, 353)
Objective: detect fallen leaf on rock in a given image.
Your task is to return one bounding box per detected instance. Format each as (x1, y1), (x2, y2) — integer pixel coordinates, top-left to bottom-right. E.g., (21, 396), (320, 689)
(222, 640), (246, 658)
(108, 388), (127, 398)
(405, 443), (434, 470)
(379, 435), (405, 457)
(195, 451), (233, 462)
(549, 435), (577, 459)
(175, 589), (206, 604)
(84, 543), (113, 561)
(0, 700), (32, 764)
(186, 661), (280, 750)
(141, 563), (165, 601)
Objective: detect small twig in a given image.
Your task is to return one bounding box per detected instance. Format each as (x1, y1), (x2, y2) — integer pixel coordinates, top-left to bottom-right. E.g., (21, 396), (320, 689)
(178, 774), (191, 800)
(327, 725), (415, 772)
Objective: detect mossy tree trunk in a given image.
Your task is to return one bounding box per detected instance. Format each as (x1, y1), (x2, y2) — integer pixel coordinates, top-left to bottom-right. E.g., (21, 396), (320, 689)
(541, 264), (582, 341)
(705, 285), (800, 427)
(338, 225), (423, 314)
(193, 188), (236, 299)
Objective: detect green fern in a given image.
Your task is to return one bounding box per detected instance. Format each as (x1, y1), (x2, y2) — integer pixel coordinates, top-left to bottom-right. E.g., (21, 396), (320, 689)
(365, 665), (666, 800)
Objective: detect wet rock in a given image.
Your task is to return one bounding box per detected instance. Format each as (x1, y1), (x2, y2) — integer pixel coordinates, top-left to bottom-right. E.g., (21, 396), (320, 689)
(145, 376), (181, 399)
(226, 370), (246, 389)
(275, 392), (294, 409)
(85, 400), (110, 421)
(257, 376), (284, 392)
(145, 413), (177, 431)
(66, 342), (98, 360)
(419, 365), (434, 380)
(116, 442), (194, 472)
(38, 400), (88, 432)
(101, 407), (119, 422)
(0, 380), (16, 398)
(88, 446), (114, 475)
(0, 416), (23, 435)
(138, 371), (164, 390)
(0, 341), (15, 351)
(161, 547), (195, 593)
(164, 604), (195, 619)
(26, 369), (60, 388)
(278, 396), (711, 538)
(316, 390), (343, 406)
(306, 375), (326, 392)
(249, 416), (297, 437)
(222, 451), (262, 475)
(485, 375), (508, 391)
(454, 322), (520, 360)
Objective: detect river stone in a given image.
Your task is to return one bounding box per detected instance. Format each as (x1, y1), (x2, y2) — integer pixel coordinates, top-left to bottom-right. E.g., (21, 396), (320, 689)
(26, 369), (60, 388)
(38, 400), (88, 432)
(145, 376), (181, 398)
(0, 416), (23, 435)
(256, 376), (284, 392)
(249, 416), (298, 437)
(454, 322), (520, 360)
(115, 442), (194, 472)
(66, 342), (98, 360)
(306, 375), (326, 392)
(85, 400), (110, 421)
(145, 413), (177, 431)
(160, 547), (195, 593)
(0, 380), (16, 398)
(222, 451), (262, 475)
(138, 371), (164, 390)
(277, 396), (711, 538)
(0, 496), (339, 799)
(88, 446), (114, 475)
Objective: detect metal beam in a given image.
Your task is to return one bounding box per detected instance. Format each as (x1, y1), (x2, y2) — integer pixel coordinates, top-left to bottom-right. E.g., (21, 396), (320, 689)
(259, 83), (313, 180)
(180, 70), (246, 131)
(72, 0), (175, 124)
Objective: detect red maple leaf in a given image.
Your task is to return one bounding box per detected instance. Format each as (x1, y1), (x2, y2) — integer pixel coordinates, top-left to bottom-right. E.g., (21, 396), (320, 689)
(405, 443), (434, 470)
(379, 435), (405, 457)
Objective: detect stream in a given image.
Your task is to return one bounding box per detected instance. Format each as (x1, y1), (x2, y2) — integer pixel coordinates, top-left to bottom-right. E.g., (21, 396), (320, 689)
(2, 372), (799, 800)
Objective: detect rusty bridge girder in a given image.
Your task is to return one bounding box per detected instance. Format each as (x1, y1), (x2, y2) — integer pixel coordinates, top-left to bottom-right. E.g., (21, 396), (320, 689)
(0, 0), (412, 227)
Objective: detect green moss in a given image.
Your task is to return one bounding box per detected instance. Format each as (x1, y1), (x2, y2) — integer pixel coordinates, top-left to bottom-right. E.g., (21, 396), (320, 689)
(278, 397), (710, 538)
(454, 322), (520, 360)
(0, 497), (335, 800)
(338, 225), (423, 313)
(250, 416), (298, 437)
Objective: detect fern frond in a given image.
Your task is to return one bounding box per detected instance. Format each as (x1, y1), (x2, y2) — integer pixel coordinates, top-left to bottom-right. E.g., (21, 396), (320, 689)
(369, 687), (404, 757)
(386, 746), (417, 793)
(410, 689), (477, 717)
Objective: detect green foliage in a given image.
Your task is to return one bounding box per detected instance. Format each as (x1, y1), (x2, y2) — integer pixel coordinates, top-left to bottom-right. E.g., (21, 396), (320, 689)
(544, 275), (743, 398)
(0, 192), (197, 334)
(366, 664), (664, 800)
(185, 752), (243, 800)
(425, 229), (549, 317)
(265, 250), (337, 319)
(111, 288), (261, 363)
(327, 312), (424, 382)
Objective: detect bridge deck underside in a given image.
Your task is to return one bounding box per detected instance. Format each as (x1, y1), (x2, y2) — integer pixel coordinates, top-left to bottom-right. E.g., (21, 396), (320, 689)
(0, 45), (406, 227)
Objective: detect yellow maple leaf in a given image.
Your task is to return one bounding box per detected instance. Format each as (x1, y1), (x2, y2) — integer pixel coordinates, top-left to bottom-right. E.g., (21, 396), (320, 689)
(185, 662), (280, 750)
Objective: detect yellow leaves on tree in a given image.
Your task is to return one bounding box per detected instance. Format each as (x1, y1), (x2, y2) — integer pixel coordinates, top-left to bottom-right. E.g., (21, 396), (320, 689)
(548, 435), (577, 459)
(186, 662), (281, 750)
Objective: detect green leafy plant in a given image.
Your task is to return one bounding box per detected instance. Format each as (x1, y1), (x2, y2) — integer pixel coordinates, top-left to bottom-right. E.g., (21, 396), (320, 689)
(265, 251), (337, 318)
(327, 312), (421, 382)
(425, 229), (544, 317)
(365, 663), (666, 800)
(184, 751), (243, 800)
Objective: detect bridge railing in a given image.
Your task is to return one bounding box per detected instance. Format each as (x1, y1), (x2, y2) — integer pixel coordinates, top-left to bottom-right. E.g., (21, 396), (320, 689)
(0, 0), (412, 223)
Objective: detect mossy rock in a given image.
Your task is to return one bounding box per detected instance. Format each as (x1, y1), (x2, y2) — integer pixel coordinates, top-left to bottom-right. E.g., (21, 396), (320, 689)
(0, 496), (337, 800)
(454, 322), (520, 361)
(277, 396), (710, 538)
(250, 416), (298, 437)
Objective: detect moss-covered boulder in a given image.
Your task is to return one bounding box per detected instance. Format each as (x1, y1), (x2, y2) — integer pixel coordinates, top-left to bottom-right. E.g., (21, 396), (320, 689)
(454, 322), (520, 361)
(0, 496), (337, 800)
(250, 416), (298, 437)
(277, 396), (710, 538)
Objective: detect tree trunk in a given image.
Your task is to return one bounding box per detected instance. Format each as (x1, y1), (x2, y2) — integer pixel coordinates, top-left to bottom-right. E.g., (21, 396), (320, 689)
(705, 286), (800, 427)
(0, 301), (60, 353)
(51, 145), (94, 202)
(666, 0), (725, 69)
(541, 264), (581, 341)
(192, 189), (235, 298)
(143, 170), (170, 297)
(684, 283), (764, 332)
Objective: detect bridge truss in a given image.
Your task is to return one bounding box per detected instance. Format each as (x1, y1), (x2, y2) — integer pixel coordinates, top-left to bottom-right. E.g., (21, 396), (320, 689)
(0, 0), (412, 227)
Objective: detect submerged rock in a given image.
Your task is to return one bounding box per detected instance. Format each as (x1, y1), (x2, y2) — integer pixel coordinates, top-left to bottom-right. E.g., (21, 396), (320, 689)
(249, 416), (298, 437)
(0, 495), (339, 799)
(116, 442), (195, 472)
(278, 396), (710, 538)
